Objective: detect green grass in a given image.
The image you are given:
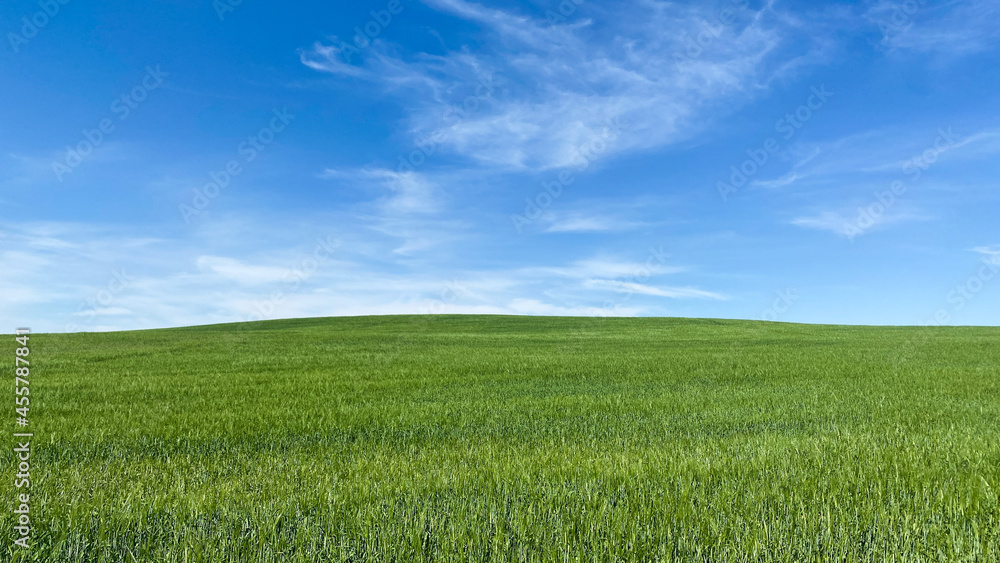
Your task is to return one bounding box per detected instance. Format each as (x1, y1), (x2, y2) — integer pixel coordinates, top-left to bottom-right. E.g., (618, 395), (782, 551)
(4, 315), (1000, 562)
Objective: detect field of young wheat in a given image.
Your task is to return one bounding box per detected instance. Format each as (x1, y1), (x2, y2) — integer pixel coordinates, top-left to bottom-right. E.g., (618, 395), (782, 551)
(4, 315), (999, 561)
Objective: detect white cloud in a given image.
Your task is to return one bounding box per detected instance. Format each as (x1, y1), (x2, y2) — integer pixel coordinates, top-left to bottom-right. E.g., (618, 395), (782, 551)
(751, 171), (801, 190)
(321, 168), (442, 215)
(972, 245), (1000, 265)
(366, 169), (441, 215)
(72, 307), (132, 317)
(763, 127), (999, 189)
(303, 0), (819, 172)
(320, 168), (455, 255)
(530, 258), (686, 280)
(300, 42), (367, 76)
(790, 211), (854, 236)
(505, 298), (640, 316)
(790, 209), (927, 237)
(195, 256), (292, 285)
(584, 279), (727, 300)
(3, 218), (728, 331)
(543, 214), (644, 233)
(868, 0), (1000, 56)
(774, 126), (997, 237)
(4, 131), (727, 330)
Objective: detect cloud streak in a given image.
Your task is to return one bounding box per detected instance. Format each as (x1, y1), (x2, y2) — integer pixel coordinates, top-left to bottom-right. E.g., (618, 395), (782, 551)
(585, 279), (728, 300)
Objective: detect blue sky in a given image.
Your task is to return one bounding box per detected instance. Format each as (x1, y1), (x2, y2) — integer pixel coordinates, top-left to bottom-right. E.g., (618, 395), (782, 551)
(2, 0), (999, 331)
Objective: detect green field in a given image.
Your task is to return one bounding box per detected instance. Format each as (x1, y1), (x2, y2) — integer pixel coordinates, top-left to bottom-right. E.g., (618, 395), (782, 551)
(4, 315), (999, 562)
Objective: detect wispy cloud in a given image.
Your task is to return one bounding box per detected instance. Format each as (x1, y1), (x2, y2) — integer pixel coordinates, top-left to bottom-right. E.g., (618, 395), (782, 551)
(196, 256), (292, 285)
(790, 211), (853, 236)
(321, 167), (442, 215)
(72, 307), (132, 317)
(367, 169), (442, 215)
(973, 245), (1000, 264)
(2, 216), (734, 330)
(790, 209), (927, 237)
(303, 0), (823, 172)
(320, 167), (455, 255)
(503, 298), (640, 317)
(543, 214), (644, 233)
(529, 258), (686, 280)
(584, 279), (728, 300)
(868, 0), (1000, 56)
(757, 127), (976, 189)
(752, 171), (801, 190)
(769, 124), (997, 238)
(300, 42), (367, 77)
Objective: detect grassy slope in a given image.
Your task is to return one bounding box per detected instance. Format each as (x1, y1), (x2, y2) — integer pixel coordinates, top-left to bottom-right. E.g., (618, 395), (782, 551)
(4, 315), (1000, 562)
